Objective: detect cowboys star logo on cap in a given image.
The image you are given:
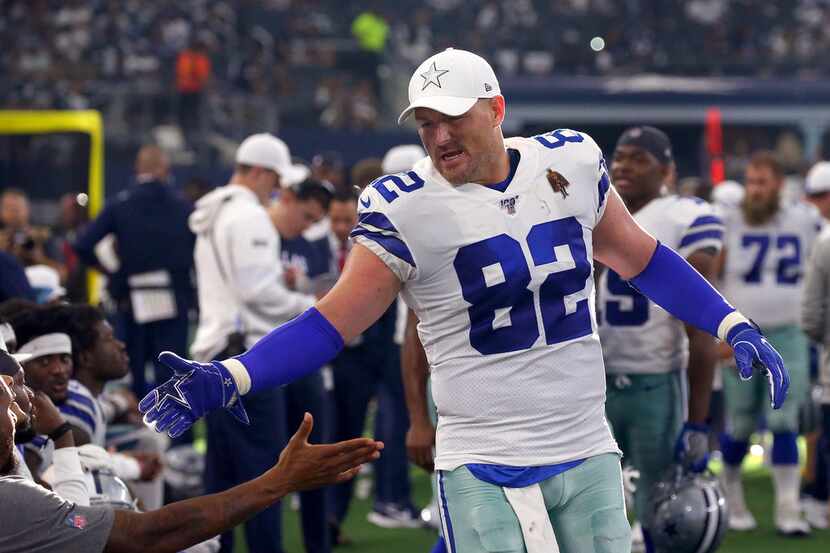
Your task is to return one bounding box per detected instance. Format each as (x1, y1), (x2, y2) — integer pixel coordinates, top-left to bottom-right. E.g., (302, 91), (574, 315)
(398, 48), (501, 125)
(420, 62), (450, 91)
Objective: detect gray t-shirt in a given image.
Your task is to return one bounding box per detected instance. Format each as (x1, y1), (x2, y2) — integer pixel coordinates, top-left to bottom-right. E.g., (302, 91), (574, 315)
(0, 475), (114, 553)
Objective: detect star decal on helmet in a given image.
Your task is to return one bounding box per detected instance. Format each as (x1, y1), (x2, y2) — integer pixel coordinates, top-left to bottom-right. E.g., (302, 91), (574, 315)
(420, 62), (450, 91)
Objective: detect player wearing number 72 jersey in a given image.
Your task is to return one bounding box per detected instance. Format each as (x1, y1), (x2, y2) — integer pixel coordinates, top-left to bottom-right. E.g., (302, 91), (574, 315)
(717, 151), (822, 536)
(139, 49), (789, 553)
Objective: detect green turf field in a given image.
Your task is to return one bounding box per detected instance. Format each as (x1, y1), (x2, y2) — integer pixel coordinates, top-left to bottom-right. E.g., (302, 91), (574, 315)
(238, 464), (829, 553)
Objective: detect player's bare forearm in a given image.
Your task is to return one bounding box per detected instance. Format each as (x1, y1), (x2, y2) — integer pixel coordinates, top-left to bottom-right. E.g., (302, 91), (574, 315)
(106, 474), (289, 553)
(593, 189), (657, 278)
(685, 325), (717, 424)
(316, 244), (401, 343)
(402, 309), (431, 426)
(684, 249), (719, 424)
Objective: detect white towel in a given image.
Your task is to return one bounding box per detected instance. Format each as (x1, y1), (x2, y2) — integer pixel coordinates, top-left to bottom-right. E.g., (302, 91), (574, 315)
(503, 483), (560, 553)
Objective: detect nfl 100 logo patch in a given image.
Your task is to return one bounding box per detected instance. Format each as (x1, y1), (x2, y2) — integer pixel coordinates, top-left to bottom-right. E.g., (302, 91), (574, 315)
(499, 195), (519, 215)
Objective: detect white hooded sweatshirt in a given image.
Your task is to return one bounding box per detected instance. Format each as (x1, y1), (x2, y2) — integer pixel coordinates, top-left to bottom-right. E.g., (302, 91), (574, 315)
(189, 185), (315, 361)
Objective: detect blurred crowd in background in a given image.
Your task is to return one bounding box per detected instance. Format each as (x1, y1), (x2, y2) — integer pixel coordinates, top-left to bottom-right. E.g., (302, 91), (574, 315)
(4, 0), (830, 139)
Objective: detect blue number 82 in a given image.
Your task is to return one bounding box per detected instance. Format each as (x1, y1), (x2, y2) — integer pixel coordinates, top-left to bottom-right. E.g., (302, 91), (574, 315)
(453, 217), (593, 355)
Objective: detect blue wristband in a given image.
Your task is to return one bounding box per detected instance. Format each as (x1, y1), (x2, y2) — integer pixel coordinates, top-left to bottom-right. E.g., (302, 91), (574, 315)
(630, 242), (734, 338)
(233, 307), (344, 394)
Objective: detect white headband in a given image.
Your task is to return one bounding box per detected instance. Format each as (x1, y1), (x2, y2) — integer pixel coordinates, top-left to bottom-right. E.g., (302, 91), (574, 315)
(18, 333), (72, 362)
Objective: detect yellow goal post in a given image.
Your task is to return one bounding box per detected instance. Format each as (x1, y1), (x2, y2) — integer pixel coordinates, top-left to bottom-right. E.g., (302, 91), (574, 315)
(0, 110), (104, 302)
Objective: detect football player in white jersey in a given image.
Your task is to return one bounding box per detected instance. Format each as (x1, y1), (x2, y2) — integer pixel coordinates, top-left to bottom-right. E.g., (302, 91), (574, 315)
(139, 49), (790, 553)
(598, 126), (722, 552)
(717, 151), (822, 535)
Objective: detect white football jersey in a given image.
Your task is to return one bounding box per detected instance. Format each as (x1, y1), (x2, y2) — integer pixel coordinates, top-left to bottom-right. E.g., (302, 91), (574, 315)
(61, 379), (107, 447)
(352, 130), (620, 470)
(719, 202), (822, 328)
(598, 195), (724, 374)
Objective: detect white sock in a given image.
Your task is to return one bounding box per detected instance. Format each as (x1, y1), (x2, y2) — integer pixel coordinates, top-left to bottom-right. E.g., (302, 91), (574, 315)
(721, 463), (747, 511)
(772, 464), (801, 509)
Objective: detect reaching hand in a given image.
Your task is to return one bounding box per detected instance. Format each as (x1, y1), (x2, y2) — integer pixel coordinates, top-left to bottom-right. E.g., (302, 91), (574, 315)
(674, 422), (709, 473)
(727, 323), (789, 409)
(138, 351), (249, 438)
(268, 413), (384, 492)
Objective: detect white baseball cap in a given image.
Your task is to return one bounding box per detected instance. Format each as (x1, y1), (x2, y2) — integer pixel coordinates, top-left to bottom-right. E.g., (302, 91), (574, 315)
(235, 133), (310, 186)
(382, 145), (426, 174)
(25, 264), (65, 303)
(398, 48), (501, 125)
(712, 180), (744, 208)
(806, 161), (830, 195)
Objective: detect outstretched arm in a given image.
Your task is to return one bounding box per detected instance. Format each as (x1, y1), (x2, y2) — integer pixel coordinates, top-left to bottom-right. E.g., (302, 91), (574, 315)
(224, 243), (401, 394)
(594, 189), (789, 409)
(140, 245), (401, 437)
(106, 415), (382, 553)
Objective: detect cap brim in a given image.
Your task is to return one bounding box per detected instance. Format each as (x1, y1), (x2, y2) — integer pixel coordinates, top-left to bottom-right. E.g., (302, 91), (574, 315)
(279, 164), (310, 188)
(48, 287), (66, 301)
(12, 353), (32, 363)
(397, 96), (478, 125)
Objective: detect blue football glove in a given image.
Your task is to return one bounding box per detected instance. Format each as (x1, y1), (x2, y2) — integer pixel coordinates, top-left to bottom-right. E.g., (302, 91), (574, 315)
(674, 422), (710, 473)
(138, 351), (249, 438)
(727, 322), (789, 410)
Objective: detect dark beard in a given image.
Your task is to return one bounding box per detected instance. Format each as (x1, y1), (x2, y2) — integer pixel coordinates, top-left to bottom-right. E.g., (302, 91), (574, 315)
(13, 424), (35, 445)
(741, 194), (780, 226)
(0, 440), (18, 476)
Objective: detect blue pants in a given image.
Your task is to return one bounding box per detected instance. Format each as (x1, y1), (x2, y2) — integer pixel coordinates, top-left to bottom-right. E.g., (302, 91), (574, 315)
(374, 345), (412, 507)
(285, 372), (332, 553)
(205, 387), (286, 553)
(116, 309), (189, 398)
(330, 340), (412, 523)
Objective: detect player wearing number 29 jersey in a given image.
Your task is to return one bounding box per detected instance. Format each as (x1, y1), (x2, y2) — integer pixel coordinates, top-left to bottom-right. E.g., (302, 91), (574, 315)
(353, 130), (617, 470)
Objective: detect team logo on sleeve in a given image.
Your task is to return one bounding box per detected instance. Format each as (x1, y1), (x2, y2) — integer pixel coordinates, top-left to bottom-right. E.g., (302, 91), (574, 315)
(421, 62), (449, 90)
(65, 513), (88, 530)
(547, 169), (570, 199)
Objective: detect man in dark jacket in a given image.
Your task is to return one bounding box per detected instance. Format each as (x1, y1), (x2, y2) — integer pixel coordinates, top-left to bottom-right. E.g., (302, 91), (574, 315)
(74, 145), (195, 399)
(0, 251), (34, 303)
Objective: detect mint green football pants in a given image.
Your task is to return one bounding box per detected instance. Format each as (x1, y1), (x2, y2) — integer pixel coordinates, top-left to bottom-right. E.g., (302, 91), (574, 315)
(437, 453), (630, 553)
(722, 324), (809, 440)
(605, 371), (683, 528)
